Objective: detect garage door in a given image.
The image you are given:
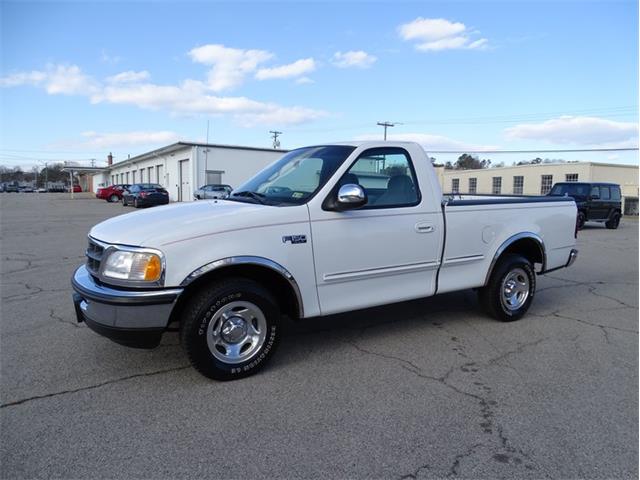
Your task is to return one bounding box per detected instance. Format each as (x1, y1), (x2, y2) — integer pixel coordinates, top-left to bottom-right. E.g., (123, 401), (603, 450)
(624, 197), (638, 216)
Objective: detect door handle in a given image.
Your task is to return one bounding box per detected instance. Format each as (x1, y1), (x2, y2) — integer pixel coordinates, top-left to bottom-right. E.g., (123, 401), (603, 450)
(415, 222), (435, 233)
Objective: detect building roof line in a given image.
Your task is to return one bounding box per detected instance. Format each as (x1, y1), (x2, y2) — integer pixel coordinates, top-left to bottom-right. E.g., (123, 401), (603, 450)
(109, 142), (288, 170)
(437, 161), (639, 173)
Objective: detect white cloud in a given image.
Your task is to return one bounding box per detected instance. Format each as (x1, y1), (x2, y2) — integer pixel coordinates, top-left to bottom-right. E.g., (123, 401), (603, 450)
(1, 62), (326, 126)
(332, 50), (377, 68)
(255, 58), (316, 80)
(295, 76), (315, 85)
(505, 116), (639, 147)
(398, 17), (489, 51)
(61, 130), (183, 149)
(188, 44), (273, 91)
(354, 132), (498, 151)
(1, 64), (99, 95)
(106, 70), (150, 83)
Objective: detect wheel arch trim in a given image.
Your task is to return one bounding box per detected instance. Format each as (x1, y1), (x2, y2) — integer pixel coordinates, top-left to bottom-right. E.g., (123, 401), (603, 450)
(484, 232), (547, 286)
(180, 256), (304, 317)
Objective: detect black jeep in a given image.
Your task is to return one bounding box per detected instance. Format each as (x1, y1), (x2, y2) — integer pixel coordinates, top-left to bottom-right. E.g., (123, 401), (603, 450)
(548, 182), (622, 230)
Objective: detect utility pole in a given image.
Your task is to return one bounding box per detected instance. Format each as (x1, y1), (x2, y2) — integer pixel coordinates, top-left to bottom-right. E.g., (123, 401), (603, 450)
(377, 121), (400, 141)
(269, 130), (282, 149)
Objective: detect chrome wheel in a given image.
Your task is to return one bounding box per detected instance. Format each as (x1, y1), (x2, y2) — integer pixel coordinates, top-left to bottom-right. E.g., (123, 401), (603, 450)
(500, 268), (530, 311)
(206, 301), (267, 364)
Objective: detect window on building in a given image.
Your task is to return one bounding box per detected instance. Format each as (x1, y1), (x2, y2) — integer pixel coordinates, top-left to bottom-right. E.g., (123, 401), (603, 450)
(156, 165), (163, 185)
(540, 175), (553, 194)
(132, 170), (137, 184)
(492, 177), (502, 194)
(139, 169), (144, 182)
(148, 167), (154, 183)
(468, 178), (477, 194)
(206, 170), (225, 185)
(565, 173), (579, 182)
(513, 176), (524, 195)
(600, 186), (611, 200)
(126, 172), (130, 183)
(451, 178), (460, 193)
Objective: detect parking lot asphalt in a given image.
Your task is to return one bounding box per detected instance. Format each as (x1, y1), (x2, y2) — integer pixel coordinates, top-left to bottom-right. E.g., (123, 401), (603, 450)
(1, 193), (638, 479)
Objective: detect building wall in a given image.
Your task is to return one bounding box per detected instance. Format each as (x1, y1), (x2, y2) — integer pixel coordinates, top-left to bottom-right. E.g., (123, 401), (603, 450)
(194, 146), (284, 192)
(102, 144), (285, 203)
(106, 146), (194, 202)
(439, 162), (639, 214)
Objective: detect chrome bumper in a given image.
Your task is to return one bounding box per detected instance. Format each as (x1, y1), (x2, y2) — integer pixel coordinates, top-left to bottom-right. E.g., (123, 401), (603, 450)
(71, 265), (183, 348)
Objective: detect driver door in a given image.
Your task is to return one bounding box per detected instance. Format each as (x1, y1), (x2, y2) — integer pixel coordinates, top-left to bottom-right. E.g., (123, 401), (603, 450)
(308, 147), (443, 316)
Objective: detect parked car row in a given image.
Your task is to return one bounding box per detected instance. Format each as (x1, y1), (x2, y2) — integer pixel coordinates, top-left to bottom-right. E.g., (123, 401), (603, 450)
(1, 184), (81, 192)
(96, 183), (234, 208)
(96, 183), (169, 208)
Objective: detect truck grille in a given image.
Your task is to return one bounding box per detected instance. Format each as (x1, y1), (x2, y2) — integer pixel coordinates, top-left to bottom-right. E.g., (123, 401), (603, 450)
(86, 238), (105, 276)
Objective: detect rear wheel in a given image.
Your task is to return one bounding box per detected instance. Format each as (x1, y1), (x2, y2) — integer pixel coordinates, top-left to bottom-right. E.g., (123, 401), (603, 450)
(478, 254), (536, 322)
(180, 278), (281, 380)
(605, 212), (620, 229)
(109, 194), (118, 203)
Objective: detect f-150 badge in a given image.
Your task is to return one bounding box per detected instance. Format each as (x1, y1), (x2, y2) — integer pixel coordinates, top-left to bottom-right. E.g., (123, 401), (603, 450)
(282, 235), (307, 245)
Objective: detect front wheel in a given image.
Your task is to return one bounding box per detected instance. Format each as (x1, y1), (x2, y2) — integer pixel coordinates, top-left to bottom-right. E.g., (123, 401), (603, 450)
(478, 254), (536, 322)
(109, 194), (119, 203)
(605, 212), (620, 229)
(180, 278), (281, 380)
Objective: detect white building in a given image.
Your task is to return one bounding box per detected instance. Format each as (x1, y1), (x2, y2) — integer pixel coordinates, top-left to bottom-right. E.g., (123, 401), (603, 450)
(436, 161), (639, 215)
(92, 142), (287, 202)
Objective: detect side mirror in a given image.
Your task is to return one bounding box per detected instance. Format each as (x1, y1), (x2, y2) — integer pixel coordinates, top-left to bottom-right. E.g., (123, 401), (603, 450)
(335, 184), (367, 210)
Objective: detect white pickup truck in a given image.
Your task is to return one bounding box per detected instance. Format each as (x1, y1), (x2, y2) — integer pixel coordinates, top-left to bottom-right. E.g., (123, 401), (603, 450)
(72, 142), (578, 380)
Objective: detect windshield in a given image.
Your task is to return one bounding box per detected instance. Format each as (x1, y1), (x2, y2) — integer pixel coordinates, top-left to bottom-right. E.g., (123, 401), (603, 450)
(549, 183), (590, 197)
(230, 145), (356, 205)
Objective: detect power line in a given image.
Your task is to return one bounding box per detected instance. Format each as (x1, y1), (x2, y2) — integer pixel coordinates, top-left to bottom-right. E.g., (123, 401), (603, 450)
(428, 147), (639, 154)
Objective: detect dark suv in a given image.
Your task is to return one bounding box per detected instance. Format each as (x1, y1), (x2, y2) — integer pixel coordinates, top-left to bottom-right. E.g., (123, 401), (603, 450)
(548, 182), (622, 229)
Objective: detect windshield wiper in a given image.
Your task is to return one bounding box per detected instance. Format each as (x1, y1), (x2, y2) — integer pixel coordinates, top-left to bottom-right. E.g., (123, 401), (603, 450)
(230, 191), (267, 205)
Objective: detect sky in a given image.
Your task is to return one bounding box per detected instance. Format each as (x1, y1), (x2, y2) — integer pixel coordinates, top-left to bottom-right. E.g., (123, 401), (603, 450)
(1, 0), (638, 168)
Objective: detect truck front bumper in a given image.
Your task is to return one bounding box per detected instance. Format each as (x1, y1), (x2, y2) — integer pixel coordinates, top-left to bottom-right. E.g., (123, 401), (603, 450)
(71, 265), (183, 349)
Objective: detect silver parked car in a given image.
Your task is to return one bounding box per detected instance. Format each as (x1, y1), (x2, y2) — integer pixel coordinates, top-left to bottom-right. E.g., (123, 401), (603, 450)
(194, 184), (232, 200)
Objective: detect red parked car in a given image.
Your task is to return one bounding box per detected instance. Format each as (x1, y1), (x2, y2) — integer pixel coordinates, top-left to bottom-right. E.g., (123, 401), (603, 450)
(96, 184), (131, 203)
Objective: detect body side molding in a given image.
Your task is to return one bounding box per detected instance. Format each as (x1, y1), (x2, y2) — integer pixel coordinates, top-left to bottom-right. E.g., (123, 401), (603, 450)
(180, 256), (304, 318)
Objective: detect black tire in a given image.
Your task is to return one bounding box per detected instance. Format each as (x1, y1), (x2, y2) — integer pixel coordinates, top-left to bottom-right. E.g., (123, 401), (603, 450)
(478, 254), (536, 322)
(577, 211), (586, 230)
(122, 197), (128, 207)
(605, 212), (621, 229)
(180, 278), (281, 381)
(133, 198), (139, 208)
(109, 194), (119, 203)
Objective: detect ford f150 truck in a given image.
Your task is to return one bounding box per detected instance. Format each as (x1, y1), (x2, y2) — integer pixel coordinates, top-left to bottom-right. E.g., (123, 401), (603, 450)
(72, 142), (578, 380)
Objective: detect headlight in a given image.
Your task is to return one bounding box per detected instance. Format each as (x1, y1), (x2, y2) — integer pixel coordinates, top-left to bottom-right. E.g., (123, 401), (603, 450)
(102, 250), (163, 283)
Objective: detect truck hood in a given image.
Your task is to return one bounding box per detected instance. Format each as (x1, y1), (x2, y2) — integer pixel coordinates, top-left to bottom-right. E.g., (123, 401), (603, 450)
(90, 200), (276, 247)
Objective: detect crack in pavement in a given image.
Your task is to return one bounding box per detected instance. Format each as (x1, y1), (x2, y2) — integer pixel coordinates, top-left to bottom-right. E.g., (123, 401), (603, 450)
(1, 365), (191, 409)
(551, 310), (638, 337)
(49, 308), (81, 328)
(348, 336), (550, 478)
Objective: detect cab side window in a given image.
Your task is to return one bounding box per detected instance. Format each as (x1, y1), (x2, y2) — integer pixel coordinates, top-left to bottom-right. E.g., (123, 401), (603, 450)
(590, 186), (600, 198)
(611, 187), (621, 200)
(339, 147), (420, 208)
(600, 187), (610, 200)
